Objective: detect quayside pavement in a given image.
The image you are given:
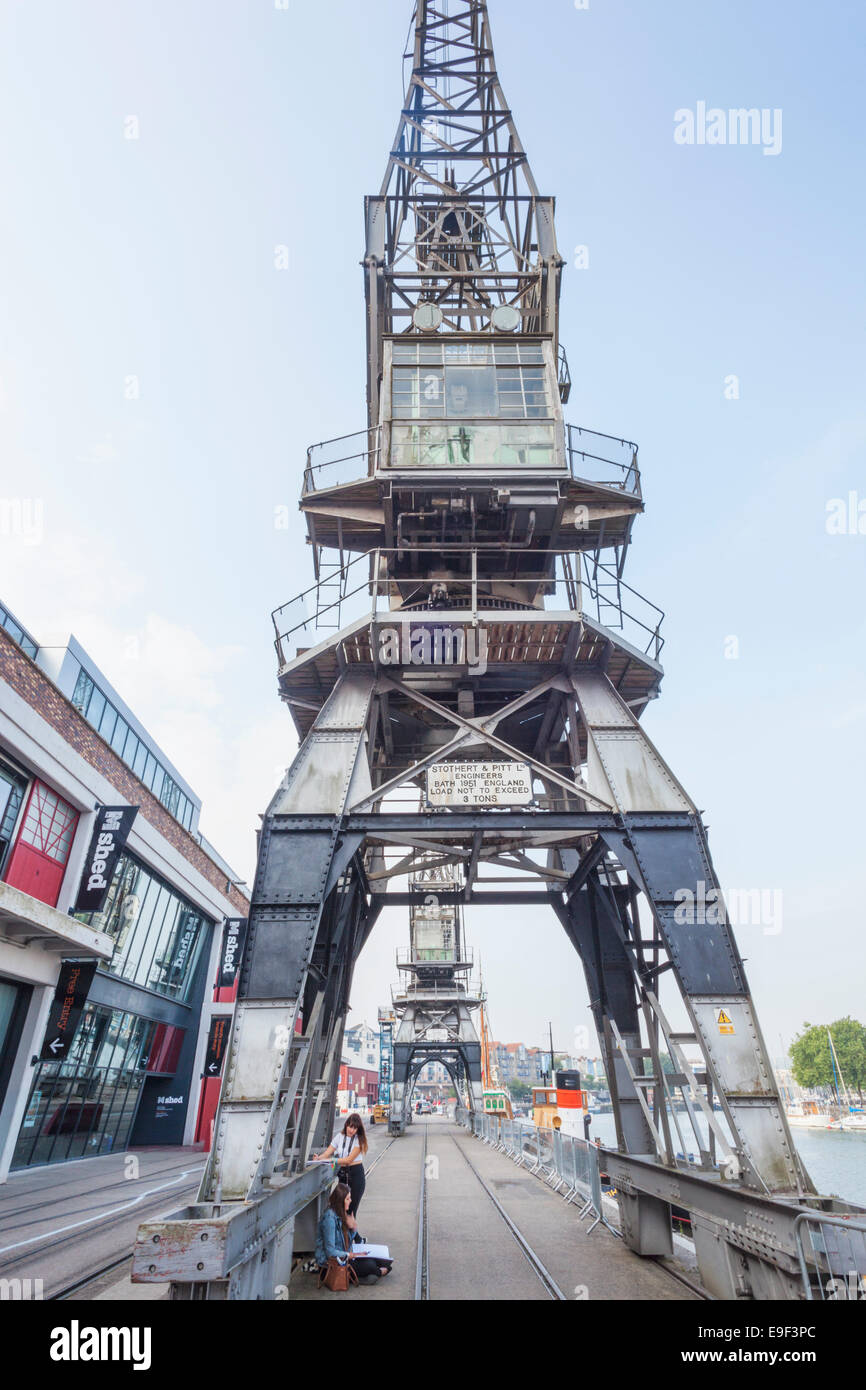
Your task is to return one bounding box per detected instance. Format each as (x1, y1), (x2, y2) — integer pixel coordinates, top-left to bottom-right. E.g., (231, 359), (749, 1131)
(0, 1147), (204, 1300)
(0, 1118), (698, 1300)
(292, 1115), (697, 1302)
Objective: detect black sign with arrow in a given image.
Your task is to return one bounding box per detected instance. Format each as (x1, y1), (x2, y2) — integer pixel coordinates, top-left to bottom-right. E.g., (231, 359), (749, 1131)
(39, 960), (98, 1062)
(204, 1016), (231, 1079)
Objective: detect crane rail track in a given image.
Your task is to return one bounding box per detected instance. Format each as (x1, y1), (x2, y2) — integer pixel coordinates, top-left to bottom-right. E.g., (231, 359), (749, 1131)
(414, 1124), (430, 1301)
(448, 1132), (568, 1300)
(450, 1123), (710, 1302)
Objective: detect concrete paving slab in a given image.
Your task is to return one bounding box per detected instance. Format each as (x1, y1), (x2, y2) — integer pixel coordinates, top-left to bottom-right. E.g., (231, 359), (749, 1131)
(0, 1147), (203, 1298)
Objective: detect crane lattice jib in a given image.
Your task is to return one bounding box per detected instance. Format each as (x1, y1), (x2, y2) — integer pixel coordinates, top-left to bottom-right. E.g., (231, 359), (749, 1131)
(366, 0), (562, 425)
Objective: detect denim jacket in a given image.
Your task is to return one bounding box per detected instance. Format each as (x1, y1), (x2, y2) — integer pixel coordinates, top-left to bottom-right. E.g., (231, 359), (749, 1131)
(316, 1208), (350, 1267)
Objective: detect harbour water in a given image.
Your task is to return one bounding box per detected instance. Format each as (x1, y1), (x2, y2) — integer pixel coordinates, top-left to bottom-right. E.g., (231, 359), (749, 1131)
(584, 1111), (866, 1207)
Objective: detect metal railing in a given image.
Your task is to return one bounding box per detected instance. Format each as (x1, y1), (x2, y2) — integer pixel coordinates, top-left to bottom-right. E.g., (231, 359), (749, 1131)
(392, 981), (478, 1006)
(300, 421), (639, 498)
(455, 1107), (618, 1236)
(566, 424), (640, 496)
(558, 344), (572, 404)
(795, 1212), (866, 1300)
(272, 546), (664, 665)
(302, 428), (380, 495)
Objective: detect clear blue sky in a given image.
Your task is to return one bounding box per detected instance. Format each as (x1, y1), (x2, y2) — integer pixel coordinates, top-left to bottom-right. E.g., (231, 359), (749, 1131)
(0, 0), (863, 1058)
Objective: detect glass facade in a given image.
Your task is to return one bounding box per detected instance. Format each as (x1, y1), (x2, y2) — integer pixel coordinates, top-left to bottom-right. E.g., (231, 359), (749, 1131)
(11, 1003), (174, 1168)
(78, 850), (211, 1002)
(71, 668), (196, 831)
(392, 361), (549, 419)
(391, 421), (557, 470)
(388, 340), (558, 471)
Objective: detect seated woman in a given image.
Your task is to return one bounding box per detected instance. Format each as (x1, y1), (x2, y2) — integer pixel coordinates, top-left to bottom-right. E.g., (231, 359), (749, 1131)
(315, 1184), (390, 1286)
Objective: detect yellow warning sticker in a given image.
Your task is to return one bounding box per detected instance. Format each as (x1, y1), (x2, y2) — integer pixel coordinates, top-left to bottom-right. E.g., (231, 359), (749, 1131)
(716, 1008), (735, 1035)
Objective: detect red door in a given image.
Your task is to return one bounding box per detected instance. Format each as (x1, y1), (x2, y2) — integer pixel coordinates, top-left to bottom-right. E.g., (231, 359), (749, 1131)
(4, 780), (79, 908)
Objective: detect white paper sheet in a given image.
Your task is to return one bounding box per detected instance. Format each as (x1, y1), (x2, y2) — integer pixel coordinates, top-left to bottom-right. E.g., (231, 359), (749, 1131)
(352, 1244), (391, 1261)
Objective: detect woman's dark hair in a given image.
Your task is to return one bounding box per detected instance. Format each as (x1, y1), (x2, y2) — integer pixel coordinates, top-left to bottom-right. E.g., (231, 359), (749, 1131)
(342, 1113), (368, 1154)
(328, 1182), (352, 1236)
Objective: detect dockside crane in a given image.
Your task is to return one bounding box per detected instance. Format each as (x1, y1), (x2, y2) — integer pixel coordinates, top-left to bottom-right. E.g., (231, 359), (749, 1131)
(132, 2), (865, 1300)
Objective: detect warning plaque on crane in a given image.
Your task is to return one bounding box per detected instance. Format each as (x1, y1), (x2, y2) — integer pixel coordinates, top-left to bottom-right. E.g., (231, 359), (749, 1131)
(426, 761), (533, 806)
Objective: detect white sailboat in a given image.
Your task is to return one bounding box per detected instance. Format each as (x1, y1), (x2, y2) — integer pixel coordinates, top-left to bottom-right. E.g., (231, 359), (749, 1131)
(786, 1098), (838, 1129)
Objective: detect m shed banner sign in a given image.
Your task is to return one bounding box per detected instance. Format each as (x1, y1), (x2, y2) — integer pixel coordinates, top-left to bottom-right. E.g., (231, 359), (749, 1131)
(73, 806), (138, 914)
(218, 918), (248, 989)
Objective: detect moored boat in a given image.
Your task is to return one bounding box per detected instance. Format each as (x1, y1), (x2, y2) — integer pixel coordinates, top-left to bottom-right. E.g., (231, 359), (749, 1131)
(531, 1071), (590, 1138)
(786, 1100), (839, 1128)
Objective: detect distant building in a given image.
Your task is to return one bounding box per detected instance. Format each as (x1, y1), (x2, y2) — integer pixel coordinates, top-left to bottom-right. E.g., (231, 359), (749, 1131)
(416, 1060), (451, 1093)
(491, 1042), (547, 1086)
(336, 1022), (380, 1112)
(562, 1054), (606, 1082)
(0, 601), (249, 1181)
(343, 1021), (379, 1071)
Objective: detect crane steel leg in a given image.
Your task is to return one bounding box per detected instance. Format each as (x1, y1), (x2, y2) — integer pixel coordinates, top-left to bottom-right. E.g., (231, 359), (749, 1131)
(571, 670), (806, 1197)
(552, 874), (675, 1257)
(201, 672), (375, 1205)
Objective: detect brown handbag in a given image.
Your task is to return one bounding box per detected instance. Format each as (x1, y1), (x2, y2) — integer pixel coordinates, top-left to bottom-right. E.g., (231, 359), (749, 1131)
(319, 1229), (358, 1292)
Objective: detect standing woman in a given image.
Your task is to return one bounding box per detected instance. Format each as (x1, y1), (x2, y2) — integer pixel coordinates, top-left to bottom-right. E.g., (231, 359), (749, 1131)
(315, 1113), (369, 1216)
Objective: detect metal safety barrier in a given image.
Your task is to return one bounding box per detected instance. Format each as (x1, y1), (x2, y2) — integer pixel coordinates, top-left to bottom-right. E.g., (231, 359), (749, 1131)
(272, 544), (665, 664)
(795, 1211), (866, 1301)
(455, 1108), (618, 1237)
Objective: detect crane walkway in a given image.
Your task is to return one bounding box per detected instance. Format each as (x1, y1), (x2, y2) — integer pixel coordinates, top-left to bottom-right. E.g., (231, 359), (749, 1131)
(290, 1116), (698, 1302)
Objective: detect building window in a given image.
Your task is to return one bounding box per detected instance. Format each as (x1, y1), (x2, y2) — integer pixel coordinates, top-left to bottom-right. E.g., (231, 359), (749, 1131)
(392, 363), (550, 420)
(0, 603), (38, 659)
(71, 668), (94, 715)
(3, 780), (78, 908)
(390, 421), (556, 471)
(77, 850), (210, 1002)
(159, 774), (180, 819)
(18, 783), (77, 864)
